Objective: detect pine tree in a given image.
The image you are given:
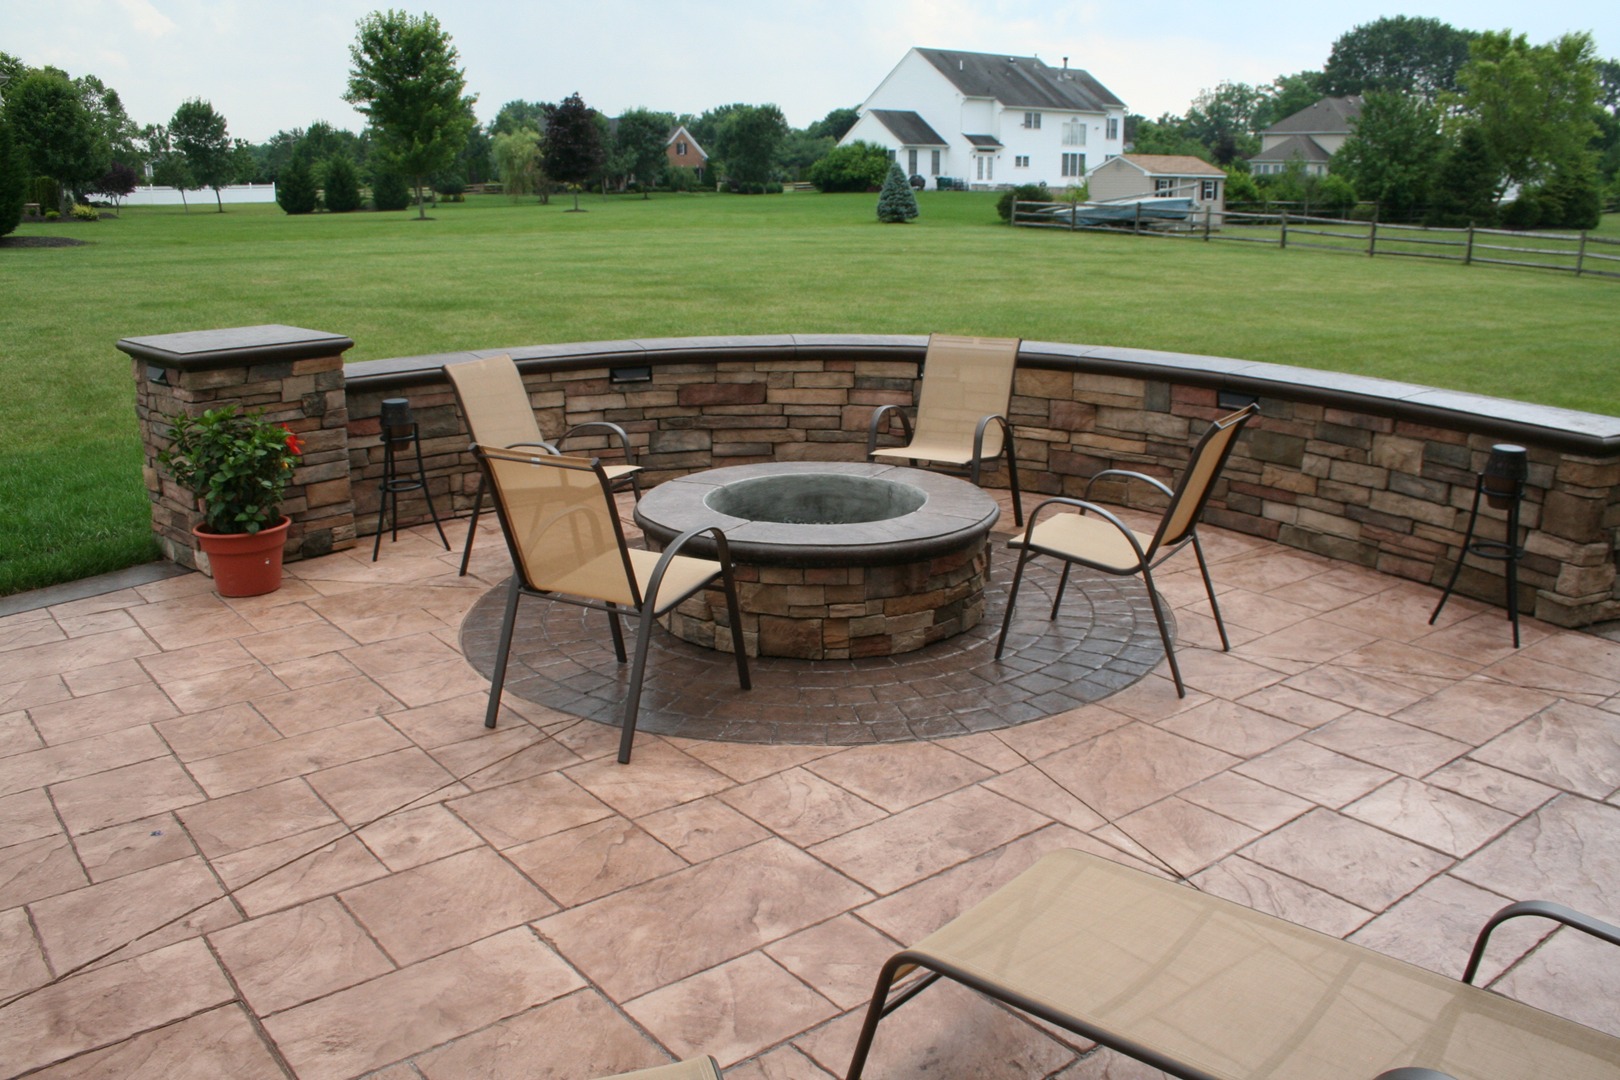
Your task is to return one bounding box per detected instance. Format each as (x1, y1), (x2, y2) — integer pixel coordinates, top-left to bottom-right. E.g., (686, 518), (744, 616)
(876, 162), (919, 223)
(275, 152), (317, 214)
(323, 154), (362, 213)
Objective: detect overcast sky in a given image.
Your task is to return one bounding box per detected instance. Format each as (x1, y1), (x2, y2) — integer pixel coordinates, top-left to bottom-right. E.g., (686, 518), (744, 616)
(7, 0), (1617, 144)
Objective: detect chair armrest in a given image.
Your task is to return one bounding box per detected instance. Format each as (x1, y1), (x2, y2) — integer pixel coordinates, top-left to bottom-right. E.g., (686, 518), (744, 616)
(970, 413), (1012, 462)
(1083, 468), (1174, 502)
(1462, 900), (1620, 985)
(1373, 1070), (1458, 1079)
(560, 421), (637, 465)
(867, 405), (914, 457)
(501, 440), (560, 455)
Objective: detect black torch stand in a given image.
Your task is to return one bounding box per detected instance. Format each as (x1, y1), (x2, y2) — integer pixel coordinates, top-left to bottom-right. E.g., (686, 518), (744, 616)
(373, 398), (450, 561)
(1429, 444), (1528, 648)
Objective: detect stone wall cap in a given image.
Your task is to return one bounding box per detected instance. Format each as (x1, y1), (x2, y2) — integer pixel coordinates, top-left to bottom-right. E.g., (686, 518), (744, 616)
(118, 324), (353, 370)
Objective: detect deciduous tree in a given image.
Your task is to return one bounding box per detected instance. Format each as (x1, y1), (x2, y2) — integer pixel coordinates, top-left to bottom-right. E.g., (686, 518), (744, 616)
(492, 127), (542, 199)
(541, 92), (602, 210)
(807, 106), (859, 142)
(1182, 82), (1268, 163)
(170, 99), (234, 211)
(611, 107), (673, 196)
(142, 123), (194, 210)
(1323, 16), (1477, 97)
(0, 108), (27, 236)
(1457, 31), (1600, 200)
(712, 103), (787, 187)
(1332, 92), (1444, 221)
(8, 70), (109, 212)
(345, 9), (476, 219)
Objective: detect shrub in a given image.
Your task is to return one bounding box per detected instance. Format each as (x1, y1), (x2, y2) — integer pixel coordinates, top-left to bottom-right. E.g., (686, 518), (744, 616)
(996, 183), (1050, 222)
(370, 167), (411, 211)
(1312, 174), (1357, 217)
(808, 141), (890, 193)
(276, 155), (318, 214)
(70, 203), (99, 221)
(434, 173), (466, 197)
(876, 162), (919, 223)
(44, 209), (59, 221)
(322, 155), (362, 213)
(1498, 196), (1543, 230)
(663, 166), (700, 192)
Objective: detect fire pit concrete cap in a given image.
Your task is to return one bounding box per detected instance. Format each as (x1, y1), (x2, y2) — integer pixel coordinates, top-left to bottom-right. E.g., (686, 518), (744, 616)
(634, 462), (999, 568)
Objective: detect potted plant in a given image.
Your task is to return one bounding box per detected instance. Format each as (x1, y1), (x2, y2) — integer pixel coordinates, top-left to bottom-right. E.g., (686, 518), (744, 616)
(158, 405), (305, 596)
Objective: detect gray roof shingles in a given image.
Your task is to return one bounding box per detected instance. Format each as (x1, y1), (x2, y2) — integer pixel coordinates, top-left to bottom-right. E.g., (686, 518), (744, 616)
(916, 48), (1124, 112)
(869, 110), (949, 146)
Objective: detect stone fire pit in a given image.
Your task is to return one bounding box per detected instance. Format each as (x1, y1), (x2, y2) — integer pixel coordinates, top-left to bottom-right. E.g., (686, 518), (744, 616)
(633, 462), (999, 659)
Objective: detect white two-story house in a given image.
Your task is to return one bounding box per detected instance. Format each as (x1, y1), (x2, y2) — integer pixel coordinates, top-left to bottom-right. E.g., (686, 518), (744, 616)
(840, 47), (1126, 190)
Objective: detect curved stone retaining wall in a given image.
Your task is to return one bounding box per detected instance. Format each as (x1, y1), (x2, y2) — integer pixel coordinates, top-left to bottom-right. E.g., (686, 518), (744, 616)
(123, 328), (1620, 628)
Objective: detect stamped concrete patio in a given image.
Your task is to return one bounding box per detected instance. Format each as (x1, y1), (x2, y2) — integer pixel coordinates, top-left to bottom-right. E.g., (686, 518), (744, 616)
(2, 492), (1619, 1079)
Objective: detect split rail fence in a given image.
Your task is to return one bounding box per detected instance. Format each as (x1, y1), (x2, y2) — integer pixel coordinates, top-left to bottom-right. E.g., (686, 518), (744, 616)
(1012, 201), (1620, 281)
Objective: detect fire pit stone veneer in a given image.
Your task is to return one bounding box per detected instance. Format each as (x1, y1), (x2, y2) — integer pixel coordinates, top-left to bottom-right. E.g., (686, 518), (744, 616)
(634, 462), (1000, 659)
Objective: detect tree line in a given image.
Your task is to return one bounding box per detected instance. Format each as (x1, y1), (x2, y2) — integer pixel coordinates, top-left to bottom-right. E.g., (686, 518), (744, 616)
(1129, 16), (1619, 229)
(3, 12), (1616, 234)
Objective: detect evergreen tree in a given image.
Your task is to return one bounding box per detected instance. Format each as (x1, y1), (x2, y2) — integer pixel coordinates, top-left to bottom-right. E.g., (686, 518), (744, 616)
(0, 110), (26, 236)
(322, 154), (362, 212)
(1424, 125), (1499, 226)
(275, 152), (317, 214)
(369, 159), (411, 210)
(876, 162), (918, 223)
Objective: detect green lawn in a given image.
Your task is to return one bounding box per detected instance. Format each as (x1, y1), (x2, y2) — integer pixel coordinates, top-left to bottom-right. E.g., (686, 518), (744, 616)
(2, 192), (1616, 596)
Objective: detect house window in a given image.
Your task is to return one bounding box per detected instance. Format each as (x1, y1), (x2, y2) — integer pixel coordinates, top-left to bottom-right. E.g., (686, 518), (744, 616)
(908, 149), (918, 175)
(1154, 178), (1177, 197)
(1201, 179), (1218, 200)
(676, 141), (687, 156)
(931, 150), (940, 175)
(1106, 117), (1119, 141)
(888, 149), (897, 162)
(1061, 152), (1085, 177)
(1062, 121), (1086, 146)
(1015, 155), (1030, 168)
(1023, 112), (1041, 129)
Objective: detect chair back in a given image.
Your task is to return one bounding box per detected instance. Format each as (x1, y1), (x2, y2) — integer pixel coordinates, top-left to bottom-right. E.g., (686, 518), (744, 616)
(911, 334), (1021, 458)
(1150, 404), (1258, 554)
(476, 446), (639, 607)
(446, 354), (547, 449)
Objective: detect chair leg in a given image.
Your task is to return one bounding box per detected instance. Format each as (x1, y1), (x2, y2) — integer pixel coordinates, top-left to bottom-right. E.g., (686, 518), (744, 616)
(845, 954), (931, 1080)
(618, 611), (658, 764)
(484, 578), (523, 728)
(1049, 562), (1071, 619)
(995, 547), (1037, 658)
(1190, 534), (1231, 652)
(604, 603), (629, 663)
(458, 472), (487, 577)
(719, 571), (751, 690)
(1140, 565), (1185, 697)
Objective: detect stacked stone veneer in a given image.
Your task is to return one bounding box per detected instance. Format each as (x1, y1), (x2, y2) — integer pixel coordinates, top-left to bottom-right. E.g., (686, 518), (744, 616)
(120, 326), (357, 573)
(664, 543), (991, 660)
(129, 330), (1619, 628)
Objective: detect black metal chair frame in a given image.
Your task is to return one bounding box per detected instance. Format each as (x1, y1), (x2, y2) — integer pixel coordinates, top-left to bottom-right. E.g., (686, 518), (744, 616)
(865, 405), (1024, 526)
(459, 423), (641, 577)
(475, 447), (749, 764)
(995, 404), (1257, 697)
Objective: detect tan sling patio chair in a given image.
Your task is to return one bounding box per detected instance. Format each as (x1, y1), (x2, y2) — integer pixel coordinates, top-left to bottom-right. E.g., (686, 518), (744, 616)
(448, 353), (642, 576)
(866, 334), (1025, 525)
(474, 446), (749, 764)
(844, 848), (1620, 1080)
(995, 403), (1258, 696)
(594, 1056), (722, 1079)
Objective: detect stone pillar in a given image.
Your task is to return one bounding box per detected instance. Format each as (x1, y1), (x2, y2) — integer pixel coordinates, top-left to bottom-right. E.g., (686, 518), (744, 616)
(118, 325), (356, 573)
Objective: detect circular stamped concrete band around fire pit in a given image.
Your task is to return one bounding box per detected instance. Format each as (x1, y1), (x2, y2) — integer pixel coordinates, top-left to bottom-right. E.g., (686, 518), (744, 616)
(632, 462), (1001, 660)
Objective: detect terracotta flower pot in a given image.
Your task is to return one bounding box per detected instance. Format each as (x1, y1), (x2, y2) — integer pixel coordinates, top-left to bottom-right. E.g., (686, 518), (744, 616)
(192, 517), (290, 597)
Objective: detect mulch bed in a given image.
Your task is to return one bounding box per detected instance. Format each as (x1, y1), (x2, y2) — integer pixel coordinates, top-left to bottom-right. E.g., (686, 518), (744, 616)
(1, 235), (89, 248)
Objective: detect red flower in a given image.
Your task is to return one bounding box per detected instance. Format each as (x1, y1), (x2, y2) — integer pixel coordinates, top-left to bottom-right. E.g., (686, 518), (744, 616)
(282, 425), (305, 456)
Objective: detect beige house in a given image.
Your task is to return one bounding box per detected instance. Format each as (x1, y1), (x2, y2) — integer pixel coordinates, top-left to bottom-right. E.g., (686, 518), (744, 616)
(1249, 96), (1363, 176)
(1086, 154), (1226, 211)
